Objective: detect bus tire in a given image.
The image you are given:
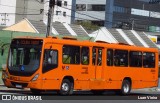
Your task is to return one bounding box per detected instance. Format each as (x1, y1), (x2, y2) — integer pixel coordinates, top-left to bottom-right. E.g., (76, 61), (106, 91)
(120, 80), (131, 95)
(59, 79), (74, 95)
(30, 89), (41, 94)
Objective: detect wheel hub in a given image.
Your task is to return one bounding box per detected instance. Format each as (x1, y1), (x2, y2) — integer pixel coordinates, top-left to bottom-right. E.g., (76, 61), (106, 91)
(62, 83), (69, 92)
(123, 84), (129, 93)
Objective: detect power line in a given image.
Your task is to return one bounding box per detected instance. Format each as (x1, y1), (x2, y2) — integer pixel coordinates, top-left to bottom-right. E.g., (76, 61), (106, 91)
(55, 5), (114, 25)
(0, 13), (41, 15)
(0, 1), (111, 23)
(55, 6), (113, 24)
(33, 0), (50, 4)
(0, 3), (41, 12)
(17, 0), (49, 4)
(58, 5), (105, 21)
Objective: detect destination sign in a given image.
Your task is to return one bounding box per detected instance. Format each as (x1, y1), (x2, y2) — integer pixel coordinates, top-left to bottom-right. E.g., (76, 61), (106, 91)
(11, 39), (43, 45)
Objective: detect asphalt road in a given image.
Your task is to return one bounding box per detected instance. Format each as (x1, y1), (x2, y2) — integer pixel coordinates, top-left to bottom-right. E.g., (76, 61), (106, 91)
(0, 85), (160, 95)
(0, 85), (160, 102)
(0, 73), (159, 103)
(0, 85), (160, 97)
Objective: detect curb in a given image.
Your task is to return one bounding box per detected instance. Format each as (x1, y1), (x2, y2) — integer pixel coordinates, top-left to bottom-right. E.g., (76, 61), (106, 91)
(0, 84), (4, 86)
(148, 88), (160, 92)
(156, 88), (160, 92)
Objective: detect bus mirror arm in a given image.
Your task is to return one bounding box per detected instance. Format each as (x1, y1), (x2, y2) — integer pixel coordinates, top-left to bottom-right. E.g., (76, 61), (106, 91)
(1, 48), (4, 56)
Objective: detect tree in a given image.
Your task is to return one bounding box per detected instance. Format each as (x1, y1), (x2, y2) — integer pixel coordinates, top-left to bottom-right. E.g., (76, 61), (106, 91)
(76, 21), (100, 31)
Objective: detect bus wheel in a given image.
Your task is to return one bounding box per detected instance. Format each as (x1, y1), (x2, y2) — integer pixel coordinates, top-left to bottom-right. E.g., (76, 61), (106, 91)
(30, 89), (41, 94)
(120, 80), (131, 95)
(59, 79), (73, 95)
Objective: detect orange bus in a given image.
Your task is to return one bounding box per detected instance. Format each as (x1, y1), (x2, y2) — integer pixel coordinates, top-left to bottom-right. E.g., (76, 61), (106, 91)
(3, 36), (159, 95)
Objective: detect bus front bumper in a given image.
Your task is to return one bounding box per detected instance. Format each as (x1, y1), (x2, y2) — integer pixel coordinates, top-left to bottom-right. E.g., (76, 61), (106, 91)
(4, 78), (42, 89)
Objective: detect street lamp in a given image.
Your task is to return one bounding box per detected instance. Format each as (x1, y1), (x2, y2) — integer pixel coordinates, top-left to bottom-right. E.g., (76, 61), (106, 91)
(129, 18), (135, 30)
(131, 19), (135, 30)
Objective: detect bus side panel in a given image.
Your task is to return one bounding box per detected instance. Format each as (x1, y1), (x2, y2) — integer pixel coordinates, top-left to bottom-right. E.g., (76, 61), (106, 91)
(61, 65), (91, 90)
(41, 43), (63, 90)
(103, 67), (125, 89)
(133, 52), (159, 89)
(104, 81), (122, 89)
(41, 79), (61, 90)
(74, 80), (90, 90)
(104, 67), (145, 89)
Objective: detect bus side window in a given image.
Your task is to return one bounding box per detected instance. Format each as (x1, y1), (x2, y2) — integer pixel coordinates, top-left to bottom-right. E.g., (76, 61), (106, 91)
(81, 47), (89, 65)
(114, 50), (128, 67)
(43, 49), (58, 73)
(129, 51), (142, 67)
(63, 45), (80, 64)
(143, 52), (155, 68)
(92, 48), (96, 65)
(107, 49), (113, 66)
(97, 49), (102, 66)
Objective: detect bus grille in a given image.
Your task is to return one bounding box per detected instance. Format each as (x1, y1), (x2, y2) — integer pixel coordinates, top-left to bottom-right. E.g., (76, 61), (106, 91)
(11, 82), (28, 88)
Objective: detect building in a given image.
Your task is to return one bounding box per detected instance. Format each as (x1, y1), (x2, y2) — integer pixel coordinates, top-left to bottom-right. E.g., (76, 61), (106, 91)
(43, 0), (75, 24)
(105, 0), (160, 32)
(1, 0), (160, 34)
(0, 0), (16, 26)
(43, 0), (106, 26)
(75, 0), (106, 26)
(89, 27), (158, 49)
(3, 18), (88, 36)
(0, 0), (44, 27)
(15, 0), (44, 22)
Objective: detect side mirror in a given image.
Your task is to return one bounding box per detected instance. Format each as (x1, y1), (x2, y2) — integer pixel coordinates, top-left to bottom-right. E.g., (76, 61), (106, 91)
(1, 48), (4, 56)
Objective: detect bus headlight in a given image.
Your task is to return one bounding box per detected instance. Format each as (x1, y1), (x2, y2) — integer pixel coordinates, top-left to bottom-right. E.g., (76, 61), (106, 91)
(31, 74), (39, 81)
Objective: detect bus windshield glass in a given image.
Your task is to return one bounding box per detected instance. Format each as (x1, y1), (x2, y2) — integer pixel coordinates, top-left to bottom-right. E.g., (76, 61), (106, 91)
(8, 39), (43, 76)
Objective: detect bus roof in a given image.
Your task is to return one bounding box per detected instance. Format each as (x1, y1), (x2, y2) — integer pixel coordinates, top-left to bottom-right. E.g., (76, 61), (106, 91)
(12, 36), (159, 52)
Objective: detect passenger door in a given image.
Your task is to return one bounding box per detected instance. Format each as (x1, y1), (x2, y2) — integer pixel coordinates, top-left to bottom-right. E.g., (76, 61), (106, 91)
(92, 47), (103, 79)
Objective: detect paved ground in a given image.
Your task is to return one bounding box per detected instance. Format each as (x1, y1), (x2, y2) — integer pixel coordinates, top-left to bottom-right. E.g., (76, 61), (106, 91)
(0, 85), (160, 103)
(0, 71), (160, 94)
(0, 85), (160, 95)
(0, 74), (160, 103)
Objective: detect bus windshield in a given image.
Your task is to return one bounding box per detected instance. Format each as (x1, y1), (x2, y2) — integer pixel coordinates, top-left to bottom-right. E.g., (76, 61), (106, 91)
(8, 39), (43, 76)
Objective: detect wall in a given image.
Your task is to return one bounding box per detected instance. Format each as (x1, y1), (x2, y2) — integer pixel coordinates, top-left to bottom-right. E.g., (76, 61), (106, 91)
(26, 0), (44, 21)
(75, 0), (106, 22)
(15, 0), (43, 23)
(43, 0), (72, 24)
(105, 0), (160, 31)
(0, 0), (16, 26)
(15, 0), (27, 23)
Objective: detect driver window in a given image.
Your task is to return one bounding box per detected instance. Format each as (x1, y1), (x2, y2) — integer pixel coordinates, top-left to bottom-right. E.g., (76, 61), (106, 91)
(43, 49), (58, 73)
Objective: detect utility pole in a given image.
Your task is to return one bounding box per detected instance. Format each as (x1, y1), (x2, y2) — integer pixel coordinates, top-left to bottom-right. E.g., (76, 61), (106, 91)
(46, 0), (55, 37)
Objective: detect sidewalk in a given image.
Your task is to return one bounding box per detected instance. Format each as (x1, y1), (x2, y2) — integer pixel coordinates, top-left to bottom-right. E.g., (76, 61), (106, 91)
(156, 78), (160, 91)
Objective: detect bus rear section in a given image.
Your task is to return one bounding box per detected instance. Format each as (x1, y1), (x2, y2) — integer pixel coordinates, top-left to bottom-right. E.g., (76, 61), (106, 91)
(104, 47), (159, 92)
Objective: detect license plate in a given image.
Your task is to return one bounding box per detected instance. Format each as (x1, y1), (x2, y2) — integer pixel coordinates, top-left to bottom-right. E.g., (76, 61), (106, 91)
(15, 84), (22, 88)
